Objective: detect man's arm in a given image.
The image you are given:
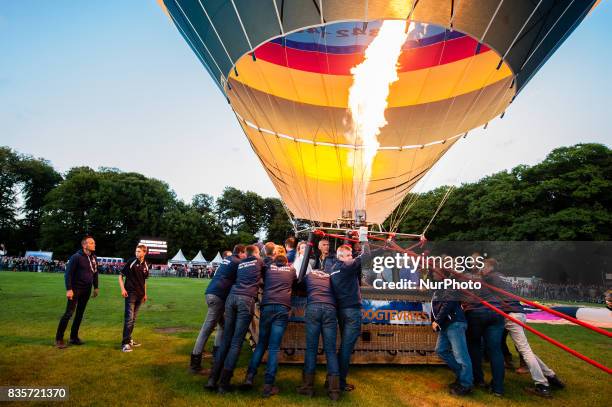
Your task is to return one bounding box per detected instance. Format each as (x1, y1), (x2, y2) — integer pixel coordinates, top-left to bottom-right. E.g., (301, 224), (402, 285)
(143, 281), (147, 302)
(118, 274), (127, 297)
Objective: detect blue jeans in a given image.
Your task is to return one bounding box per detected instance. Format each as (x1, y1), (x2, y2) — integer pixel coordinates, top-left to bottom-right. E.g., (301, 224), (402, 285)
(338, 307), (361, 386)
(247, 304), (290, 384)
(122, 293), (143, 345)
(436, 321), (473, 388)
(304, 303), (339, 376)
(215, 294), (255, 372)
(466, 309), (505, 394)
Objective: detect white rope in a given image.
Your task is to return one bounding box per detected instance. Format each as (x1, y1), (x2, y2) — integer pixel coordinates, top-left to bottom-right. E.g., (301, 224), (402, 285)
(501, 0), (544, 61)
(229, 0), (254, 50)
(479, 0), (505, 43)
(421, 185), (454, 236)
(172, 0), (227, 83)
(272, 0), (285, 35)
(196, 0), (235, 65)
(519, 0), (576, 71)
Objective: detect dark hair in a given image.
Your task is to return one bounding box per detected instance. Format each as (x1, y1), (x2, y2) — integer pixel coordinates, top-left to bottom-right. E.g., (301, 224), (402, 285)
(284, 236), (297, 249)
(246, 245), (259, 257)
(81, 235), (94, 246)
(136, 244), (148, 254)
(264, 242), (276, 256)
(273, 254), (288, 265)
(233, 244), (246, 255)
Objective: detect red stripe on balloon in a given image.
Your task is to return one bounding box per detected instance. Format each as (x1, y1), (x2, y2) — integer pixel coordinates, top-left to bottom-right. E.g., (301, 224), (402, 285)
(252, 35), (490, 75)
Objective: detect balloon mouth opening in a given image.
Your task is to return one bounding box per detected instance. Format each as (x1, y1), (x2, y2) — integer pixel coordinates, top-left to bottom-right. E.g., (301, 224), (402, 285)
(226, 18), (514, 224)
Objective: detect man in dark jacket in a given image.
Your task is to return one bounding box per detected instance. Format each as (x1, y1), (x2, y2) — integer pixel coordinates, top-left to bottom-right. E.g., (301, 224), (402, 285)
(328, 230), (372, 393)
(207, 245), (264, 393)
(118, 244), (149, 352)
(244, 254), (296, 397)
(430, 264), (472, 396)
(285, 237), (297, 264)
(55, 236), (99, 348)
(313, 238), (336, 273)
(190, 245), (246, 373)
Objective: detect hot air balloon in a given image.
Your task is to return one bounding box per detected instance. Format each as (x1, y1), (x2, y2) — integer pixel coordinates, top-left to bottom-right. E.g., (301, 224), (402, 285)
(157, 0), (599, 229)
(158, 0), (600, 365)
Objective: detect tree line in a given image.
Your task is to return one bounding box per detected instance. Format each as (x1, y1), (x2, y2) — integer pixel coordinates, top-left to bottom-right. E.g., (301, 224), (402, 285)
(1, 143), (610, 262)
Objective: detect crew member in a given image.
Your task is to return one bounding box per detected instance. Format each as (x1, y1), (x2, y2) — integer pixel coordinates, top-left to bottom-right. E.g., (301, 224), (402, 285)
(285, 237), (297, 263)
(119, 244), (149, 352)
(297, 269), (341, 401)
(55, 236), (99, 348)
(244, 253), (297, 397)
(207, 245), (264, 394)
(190, 245), (246, 374)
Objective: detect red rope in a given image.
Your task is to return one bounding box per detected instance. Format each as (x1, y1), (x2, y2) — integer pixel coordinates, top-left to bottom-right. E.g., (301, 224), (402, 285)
(484, 280), (612, 338)
(311, 228), (612, 373)
(463, 290), (612, 375)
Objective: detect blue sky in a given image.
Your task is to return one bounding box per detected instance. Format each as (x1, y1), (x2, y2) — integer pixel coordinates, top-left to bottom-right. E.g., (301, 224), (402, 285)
(1, 1), (610, 202)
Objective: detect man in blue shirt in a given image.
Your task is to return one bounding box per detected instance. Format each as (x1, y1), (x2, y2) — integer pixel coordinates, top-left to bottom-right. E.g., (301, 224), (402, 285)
(190, 245), (246, 374)
(285, 237), (297, 264)
(206, 245), (264, 394)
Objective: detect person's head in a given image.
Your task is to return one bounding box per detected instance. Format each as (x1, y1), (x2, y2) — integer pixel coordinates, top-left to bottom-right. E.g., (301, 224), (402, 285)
(352, 241), (362, 255)
(135, 244), (148, 260)
(274, 254), (288, 265)
(336, 244), (353, 263)
(273, 245), (286, 257)
(222, 250), (232, 259)
(284, 236), (297, 251)
(81, 236), (95, 253)
(233, 245), (247, 259)
(264, 242), (276, 257)
(297, 241), (308, 255)
(246, 244), (260, 258)
(318, 238), (330, 255)
(481, 258), (497, 275)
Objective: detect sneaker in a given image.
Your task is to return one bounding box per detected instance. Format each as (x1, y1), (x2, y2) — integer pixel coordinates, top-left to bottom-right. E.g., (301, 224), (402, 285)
(69, 337), (84, 345)
(122, 344), (133, 353)
(525, 384), (552, 398)
(546, 375), (565, 390)
(129, 339), (141, 347)
(55, 339), (67, 349)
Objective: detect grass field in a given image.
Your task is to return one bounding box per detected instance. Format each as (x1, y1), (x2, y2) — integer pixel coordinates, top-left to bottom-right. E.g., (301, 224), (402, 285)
(0, 272), (610, 407)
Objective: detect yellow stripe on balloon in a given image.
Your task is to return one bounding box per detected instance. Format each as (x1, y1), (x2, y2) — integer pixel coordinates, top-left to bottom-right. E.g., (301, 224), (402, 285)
(229, 50), (512, 108)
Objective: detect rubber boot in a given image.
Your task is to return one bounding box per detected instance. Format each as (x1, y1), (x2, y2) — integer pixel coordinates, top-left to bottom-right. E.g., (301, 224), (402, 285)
(296, 372), (315, 397)
(217, 369), (234, 394)
(190, 353), (202, 374)
(327, 375), (341, 401)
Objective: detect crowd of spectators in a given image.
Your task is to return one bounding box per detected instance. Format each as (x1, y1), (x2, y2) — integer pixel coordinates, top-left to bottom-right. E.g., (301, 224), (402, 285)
(509, 280), (606, 304)
(0, 256), (66, 272)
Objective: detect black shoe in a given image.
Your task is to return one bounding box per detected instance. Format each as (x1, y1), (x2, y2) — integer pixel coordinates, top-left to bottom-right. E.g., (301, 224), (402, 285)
(474, 381), (489, 390)
(69, 338), (84, 345)
(217, 369), (234, 394)
(525, 384), (552, 398)
(448, 380), (460, 389)
(241, 371), (255, 389)
(450, 385), (472, 396)
(546, 375), (565, 389)
(342, 383), (355, 392)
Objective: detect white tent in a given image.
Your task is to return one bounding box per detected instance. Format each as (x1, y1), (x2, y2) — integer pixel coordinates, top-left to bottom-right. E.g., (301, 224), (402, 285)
(191, 250), (208, 265)
(211, 252), (223, 264)
(169, 249), (189, 264)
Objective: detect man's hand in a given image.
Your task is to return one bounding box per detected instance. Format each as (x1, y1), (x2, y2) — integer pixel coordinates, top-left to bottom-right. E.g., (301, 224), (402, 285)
(93, 288), (99, 298)
(121, 289), (128, 298)
(142, 294), (147, 303)
(431, 321), (440, 332)
(66, 289), (74, 300)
